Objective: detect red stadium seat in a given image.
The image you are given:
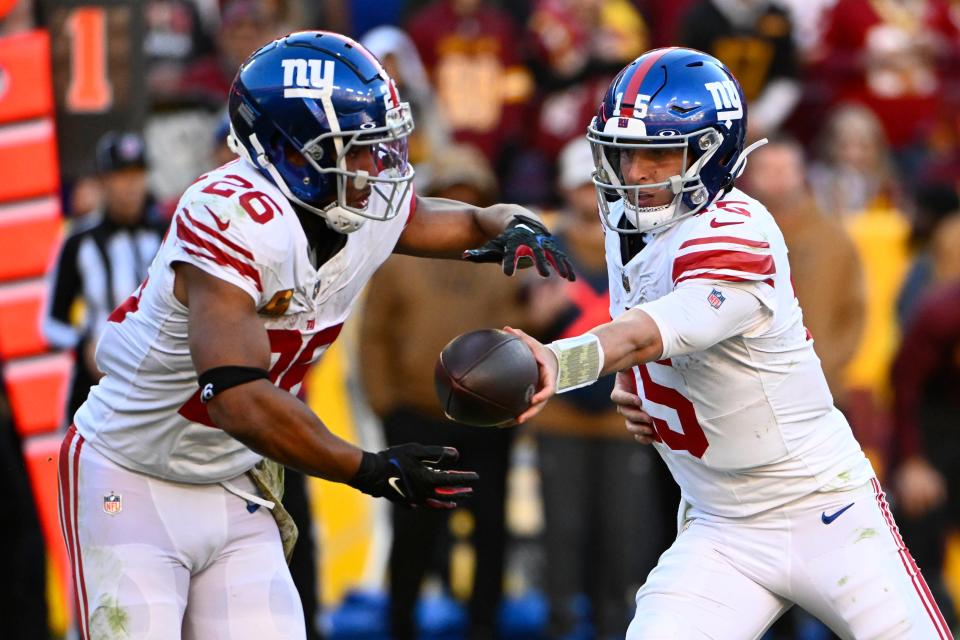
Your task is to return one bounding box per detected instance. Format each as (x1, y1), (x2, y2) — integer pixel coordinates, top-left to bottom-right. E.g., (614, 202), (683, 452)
(22, 433), (73, 630)
(0, 197), (63, 280)
(0, 279), (49, 359)
(4, 351), (72, 437)
(0, 119), (60, 203)
(0, 30), (54, 124)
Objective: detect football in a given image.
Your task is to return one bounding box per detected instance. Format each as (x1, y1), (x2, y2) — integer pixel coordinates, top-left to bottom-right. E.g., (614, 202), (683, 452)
(434, 329), (540, 427)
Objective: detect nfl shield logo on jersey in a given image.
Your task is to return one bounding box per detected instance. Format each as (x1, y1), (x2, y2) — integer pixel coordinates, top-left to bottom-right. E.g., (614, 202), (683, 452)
(103, 491), (122, 515)
(707, 288), (726, 309)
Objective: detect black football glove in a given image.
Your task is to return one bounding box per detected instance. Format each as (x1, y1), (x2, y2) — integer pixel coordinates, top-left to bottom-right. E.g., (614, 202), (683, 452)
(462, 215), (576, 281)
(348, 444), (478, 509)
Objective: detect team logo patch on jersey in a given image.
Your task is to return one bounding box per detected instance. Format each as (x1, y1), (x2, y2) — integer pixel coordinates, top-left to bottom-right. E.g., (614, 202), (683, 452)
(103, 491), (122, 515)
(707, 288), (726, 309)
(260, 289), (293, 316)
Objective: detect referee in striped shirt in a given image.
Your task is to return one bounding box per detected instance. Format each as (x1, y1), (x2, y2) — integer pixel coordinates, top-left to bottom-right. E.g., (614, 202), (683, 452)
(45, 131), (168, 421)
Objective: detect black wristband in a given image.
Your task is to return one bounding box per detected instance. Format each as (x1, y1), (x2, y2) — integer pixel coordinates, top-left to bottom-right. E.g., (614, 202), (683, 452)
(197, 365), (269, 403)
(347, 451), (387, 496)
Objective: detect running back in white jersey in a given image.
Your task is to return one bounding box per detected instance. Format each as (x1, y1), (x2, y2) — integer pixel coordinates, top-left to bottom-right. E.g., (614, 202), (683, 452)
(604, 188), (873, 517)
(75, 159), (413, 483)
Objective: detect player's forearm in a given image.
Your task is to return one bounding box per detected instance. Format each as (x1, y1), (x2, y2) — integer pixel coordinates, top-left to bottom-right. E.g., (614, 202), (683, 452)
(474, 203), (543, 239)
(394, 197), (490, 257)
(209, 380), (363, 482)
(422, 197), (536, 231)
(592, 308), (665, 374)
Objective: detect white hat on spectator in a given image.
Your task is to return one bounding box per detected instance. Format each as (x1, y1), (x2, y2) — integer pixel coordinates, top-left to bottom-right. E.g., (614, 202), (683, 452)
(361, 26), (432, 98)
(558, 137), (595, 191)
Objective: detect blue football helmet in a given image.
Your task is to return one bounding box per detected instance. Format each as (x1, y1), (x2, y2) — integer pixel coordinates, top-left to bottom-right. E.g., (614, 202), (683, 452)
(228, 31), (415, 233)
(587, 47), (766, 234)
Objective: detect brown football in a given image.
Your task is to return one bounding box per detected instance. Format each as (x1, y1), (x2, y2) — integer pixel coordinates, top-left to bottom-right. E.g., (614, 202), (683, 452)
(434, 329), (539, 427)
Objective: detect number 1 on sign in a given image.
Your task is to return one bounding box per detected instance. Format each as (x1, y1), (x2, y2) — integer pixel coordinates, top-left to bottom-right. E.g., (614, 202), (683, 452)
(66, 7), (113, 113)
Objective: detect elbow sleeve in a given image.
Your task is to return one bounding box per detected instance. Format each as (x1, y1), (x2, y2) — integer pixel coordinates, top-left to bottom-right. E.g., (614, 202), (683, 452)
(638, 283), (772, 358)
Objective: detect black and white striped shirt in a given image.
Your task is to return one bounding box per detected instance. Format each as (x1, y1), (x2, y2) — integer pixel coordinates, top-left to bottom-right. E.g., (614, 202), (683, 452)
(44, 209), (168, 349)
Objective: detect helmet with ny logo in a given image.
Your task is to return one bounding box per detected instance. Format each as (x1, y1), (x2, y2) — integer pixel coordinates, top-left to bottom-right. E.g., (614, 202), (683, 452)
(228, 31), (415, 233)
(588, 47), (764, 234)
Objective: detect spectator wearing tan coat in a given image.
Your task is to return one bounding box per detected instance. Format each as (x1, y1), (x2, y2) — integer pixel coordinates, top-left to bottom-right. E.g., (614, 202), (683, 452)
(743, 136), (866, 405)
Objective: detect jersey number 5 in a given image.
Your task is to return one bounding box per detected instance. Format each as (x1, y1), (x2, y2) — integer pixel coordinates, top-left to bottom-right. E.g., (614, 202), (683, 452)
(633, 361), (709, 458)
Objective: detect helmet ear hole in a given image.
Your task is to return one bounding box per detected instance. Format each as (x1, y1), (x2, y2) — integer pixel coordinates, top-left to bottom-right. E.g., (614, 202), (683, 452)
(280, 138), (307, 167)
(718, 147), (737, 167)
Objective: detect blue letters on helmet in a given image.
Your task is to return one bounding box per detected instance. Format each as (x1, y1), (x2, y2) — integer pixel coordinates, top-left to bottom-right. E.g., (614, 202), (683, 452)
(228, 31), (415, 233)
(588, 47), (765, 234)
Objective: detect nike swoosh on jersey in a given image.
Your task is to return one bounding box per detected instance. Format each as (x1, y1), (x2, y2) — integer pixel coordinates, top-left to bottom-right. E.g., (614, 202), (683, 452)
(205, 205), (231, 231)
(709, 218), (744, 228)
(388, 476), (406, 498)
(821, 502), (855, 524)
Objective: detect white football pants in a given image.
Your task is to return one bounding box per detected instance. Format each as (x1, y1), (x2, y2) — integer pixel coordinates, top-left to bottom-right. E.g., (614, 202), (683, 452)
(58, 425), (306, 639)
(628, 479), (952, 639)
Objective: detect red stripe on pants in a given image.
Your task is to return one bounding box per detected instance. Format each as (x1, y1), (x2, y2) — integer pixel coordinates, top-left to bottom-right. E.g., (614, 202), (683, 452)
(59, 425), (90, 640)
(871, 478), (953, 639)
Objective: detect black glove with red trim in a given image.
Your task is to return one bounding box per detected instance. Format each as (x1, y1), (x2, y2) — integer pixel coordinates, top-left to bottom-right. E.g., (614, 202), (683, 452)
(348, 444), (478, 509)
(463, 215), (576, 281)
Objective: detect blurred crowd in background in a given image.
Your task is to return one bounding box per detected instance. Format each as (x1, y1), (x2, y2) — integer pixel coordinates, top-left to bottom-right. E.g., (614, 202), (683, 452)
(2, 0), (960, 638)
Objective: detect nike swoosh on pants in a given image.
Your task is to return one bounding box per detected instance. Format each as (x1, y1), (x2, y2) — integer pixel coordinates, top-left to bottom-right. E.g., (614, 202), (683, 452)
(821, 502), (855, 524)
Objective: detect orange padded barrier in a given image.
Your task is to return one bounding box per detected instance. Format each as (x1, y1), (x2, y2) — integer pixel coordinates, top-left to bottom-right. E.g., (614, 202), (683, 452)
(4, 351), (72, 437)
(0, 30), (54, 124)
(22, 433), (73, 630)
(0, 119), (60, 203)
(0, 0), (18, 22)
(0, 279), (49, 359)
(0, 197), (63, 280)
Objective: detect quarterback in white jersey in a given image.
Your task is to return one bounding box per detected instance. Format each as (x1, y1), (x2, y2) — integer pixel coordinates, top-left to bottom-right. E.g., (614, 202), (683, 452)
(510, 48), (951, 639)
(58, 32), (574, 640)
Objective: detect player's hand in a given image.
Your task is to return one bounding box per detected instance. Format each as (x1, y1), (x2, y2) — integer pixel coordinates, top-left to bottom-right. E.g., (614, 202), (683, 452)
(612, 370), (656, 444)
(348, 444), (478, 509)
(463, 215), (576, 281)
(893, 456), (946, 519)
(503, 326), (557, 424)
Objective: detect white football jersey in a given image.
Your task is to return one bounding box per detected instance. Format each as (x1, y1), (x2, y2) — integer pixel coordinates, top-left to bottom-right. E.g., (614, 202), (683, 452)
(605, 188), (874, 517)
(75, 159), (413, 483)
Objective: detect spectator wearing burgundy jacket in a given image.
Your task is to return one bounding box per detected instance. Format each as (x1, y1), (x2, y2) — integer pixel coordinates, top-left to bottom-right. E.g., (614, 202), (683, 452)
(889, 282), (960, 631)
(405, 0), (533, 171)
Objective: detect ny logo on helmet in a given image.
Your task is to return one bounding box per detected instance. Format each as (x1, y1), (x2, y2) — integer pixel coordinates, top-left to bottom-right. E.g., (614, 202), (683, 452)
(281, 59), (335, 99)
(704, 81), (742, 129)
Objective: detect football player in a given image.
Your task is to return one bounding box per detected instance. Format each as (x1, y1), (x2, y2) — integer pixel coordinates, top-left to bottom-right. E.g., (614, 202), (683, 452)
(509, 48), (952, 639)
(57, 31), (573, 639)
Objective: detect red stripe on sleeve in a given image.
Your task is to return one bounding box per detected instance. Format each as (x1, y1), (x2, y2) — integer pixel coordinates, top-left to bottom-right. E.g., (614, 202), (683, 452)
(181, 207), (255, 260)
(176, 216), (263, 292)
(679, 236), (771, 250)
(672, 249), (775, 283)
